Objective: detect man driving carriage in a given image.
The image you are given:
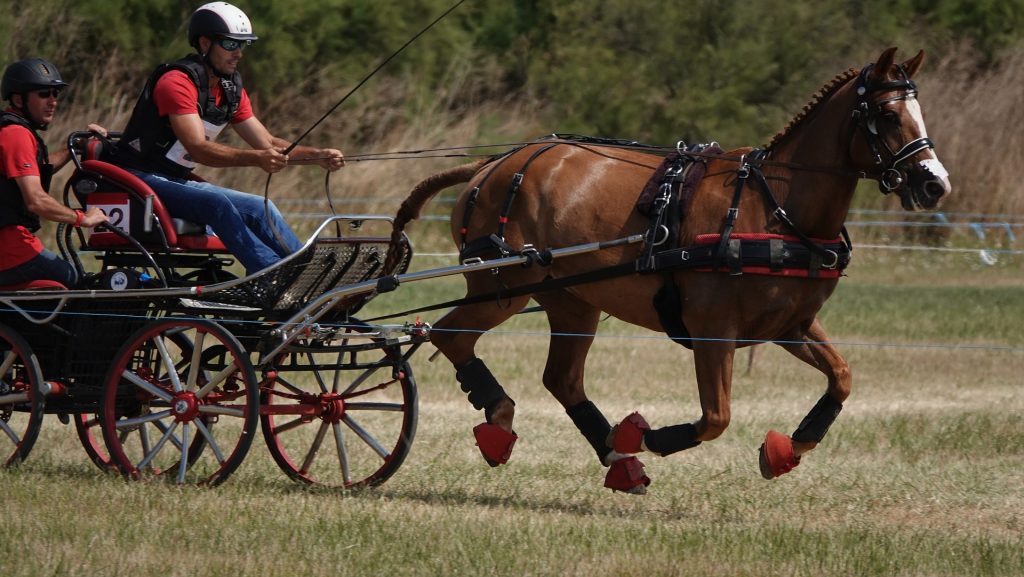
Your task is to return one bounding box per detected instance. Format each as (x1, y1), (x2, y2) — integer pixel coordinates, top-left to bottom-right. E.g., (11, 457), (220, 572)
(0, 58), (109, 289)
(111, 2), (345, 275)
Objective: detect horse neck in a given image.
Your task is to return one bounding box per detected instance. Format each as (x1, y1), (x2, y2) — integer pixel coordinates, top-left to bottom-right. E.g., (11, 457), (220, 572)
(765, 84), (861, 239)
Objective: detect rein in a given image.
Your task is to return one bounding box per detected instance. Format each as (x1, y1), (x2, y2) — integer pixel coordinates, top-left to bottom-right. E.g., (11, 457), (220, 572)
(262, 0), (466, 248)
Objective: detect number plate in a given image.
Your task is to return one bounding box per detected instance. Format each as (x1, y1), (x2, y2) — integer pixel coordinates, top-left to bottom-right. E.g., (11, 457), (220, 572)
(90, 200), (131, 234)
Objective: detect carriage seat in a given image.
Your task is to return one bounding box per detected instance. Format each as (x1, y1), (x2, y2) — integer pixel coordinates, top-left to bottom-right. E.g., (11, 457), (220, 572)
(71, 158), (228, 252)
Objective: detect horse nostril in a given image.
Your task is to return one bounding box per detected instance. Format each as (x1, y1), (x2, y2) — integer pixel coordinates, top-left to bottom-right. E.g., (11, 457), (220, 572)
(924, 180), (946, 199)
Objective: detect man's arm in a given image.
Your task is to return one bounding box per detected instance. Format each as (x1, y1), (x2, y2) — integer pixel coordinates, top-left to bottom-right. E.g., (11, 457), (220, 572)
(168, 112), (289, 173)
(232, 117), (345, 171)
(16, 175), (107, 227)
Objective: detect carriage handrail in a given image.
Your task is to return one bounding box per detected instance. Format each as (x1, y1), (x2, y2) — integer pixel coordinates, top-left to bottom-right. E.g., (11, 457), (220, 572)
(0, 215), (390, 302)
(256, 234), (644, 365)
(0, 294), (71, 324)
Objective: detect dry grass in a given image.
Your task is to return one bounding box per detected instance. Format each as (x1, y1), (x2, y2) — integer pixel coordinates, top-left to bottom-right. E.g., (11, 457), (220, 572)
(919, 46), (1024, 217)
(2, 319), (1021, 576)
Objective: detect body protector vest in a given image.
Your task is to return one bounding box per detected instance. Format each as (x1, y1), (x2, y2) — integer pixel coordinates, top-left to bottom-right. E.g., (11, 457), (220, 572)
(0, 111), (49, 231)
(115, 54), (242, 179)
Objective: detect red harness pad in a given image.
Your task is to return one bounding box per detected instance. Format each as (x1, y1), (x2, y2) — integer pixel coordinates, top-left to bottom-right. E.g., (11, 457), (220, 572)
(693, 233), (845, 278)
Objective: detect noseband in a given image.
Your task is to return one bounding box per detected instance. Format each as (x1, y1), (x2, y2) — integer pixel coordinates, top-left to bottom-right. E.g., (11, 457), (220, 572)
(852, 64), (935, 194)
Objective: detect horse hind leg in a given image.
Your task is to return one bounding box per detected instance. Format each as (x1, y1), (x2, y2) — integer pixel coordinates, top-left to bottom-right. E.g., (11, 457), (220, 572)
(431, 279), (535, 466)
(533, 290), (651, 494)
(760, 317), (850, 479)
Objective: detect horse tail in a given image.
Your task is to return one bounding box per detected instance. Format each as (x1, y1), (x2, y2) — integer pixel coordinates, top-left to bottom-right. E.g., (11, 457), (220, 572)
(385, 158), (489, 273)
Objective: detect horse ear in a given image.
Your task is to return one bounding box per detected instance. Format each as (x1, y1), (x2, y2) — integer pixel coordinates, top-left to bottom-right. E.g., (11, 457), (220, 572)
(874, 47), (898, 79)
(902, 50), (925, 77)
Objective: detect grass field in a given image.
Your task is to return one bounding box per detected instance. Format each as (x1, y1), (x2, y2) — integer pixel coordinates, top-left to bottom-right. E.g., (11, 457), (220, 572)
(2, 231), (1021, 577)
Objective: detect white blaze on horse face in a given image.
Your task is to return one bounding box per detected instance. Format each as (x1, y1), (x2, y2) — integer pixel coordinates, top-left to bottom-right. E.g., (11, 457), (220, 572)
(906, 98), (951, 186)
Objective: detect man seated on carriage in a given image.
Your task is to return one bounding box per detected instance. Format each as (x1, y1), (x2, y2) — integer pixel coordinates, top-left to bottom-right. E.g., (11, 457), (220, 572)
(111, 2), (345, 275)
(0, 58), (109, 289)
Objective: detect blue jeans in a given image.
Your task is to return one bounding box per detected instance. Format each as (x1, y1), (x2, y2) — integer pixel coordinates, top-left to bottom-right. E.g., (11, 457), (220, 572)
(130, 171), (302, 274)
(0, 248), (78, 288)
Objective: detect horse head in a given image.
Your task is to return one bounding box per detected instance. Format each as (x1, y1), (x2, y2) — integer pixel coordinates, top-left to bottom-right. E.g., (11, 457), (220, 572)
(850, 47), (952, 211)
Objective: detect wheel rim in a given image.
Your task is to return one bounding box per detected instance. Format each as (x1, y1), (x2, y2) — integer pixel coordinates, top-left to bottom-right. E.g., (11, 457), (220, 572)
(102, 318), (258, 486)
(74, 413), (111, 470)
(260, 335), (417, 488)
(0, 323), (44, 467)
(77, 331), (194, 472)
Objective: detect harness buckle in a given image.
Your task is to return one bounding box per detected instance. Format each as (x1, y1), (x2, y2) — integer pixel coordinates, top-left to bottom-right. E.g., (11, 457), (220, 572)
(822, 250), (840, 270)
(649, 225), (670, 247)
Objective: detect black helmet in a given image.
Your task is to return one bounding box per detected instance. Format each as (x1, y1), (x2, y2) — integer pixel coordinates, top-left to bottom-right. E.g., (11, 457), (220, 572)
(2, 58), (69, 101)
(187, 2), (258, 49)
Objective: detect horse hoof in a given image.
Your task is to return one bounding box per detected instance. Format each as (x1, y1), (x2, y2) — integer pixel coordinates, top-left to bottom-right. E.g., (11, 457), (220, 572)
(473, 423), (517, 467)
(758, 430), (800, 479)
(604, 456), (651, 494)
(607, 412), (651, 454)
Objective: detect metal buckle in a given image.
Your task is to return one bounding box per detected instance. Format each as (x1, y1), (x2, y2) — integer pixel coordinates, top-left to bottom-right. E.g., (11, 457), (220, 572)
(880, 168), (903, 193)
(822, 250), (840, 270)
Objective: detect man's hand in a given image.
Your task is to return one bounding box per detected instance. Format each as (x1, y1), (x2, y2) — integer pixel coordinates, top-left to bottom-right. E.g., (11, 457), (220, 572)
(257, 147), (289, 173)
(81, 206), (110, 228)
(318, 148), (345, 171)
(87, 123), (108, 137)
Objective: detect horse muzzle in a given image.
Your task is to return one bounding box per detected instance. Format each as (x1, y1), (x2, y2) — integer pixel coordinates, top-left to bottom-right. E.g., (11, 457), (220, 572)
(900, 157), (952, 211)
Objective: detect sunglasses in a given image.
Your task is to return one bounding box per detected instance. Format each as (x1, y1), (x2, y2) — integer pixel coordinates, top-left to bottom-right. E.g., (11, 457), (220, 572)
(34, 88), (63, 99)
(215, 37), (249, 52)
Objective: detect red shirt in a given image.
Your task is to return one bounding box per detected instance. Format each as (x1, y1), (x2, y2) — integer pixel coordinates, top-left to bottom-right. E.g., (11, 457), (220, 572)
(153, 70), (254, 123)
(0, 112), (45, 269)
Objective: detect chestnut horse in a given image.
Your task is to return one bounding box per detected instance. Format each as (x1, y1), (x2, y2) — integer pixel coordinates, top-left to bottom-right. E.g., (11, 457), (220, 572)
(387, 48), (951, 493)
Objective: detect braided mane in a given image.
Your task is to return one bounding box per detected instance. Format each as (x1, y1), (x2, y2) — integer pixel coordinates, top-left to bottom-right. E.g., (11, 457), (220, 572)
(764, 68), (859, 150)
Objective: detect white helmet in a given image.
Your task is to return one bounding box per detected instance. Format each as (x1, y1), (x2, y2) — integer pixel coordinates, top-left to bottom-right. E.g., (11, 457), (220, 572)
(187, 2), (258, 49)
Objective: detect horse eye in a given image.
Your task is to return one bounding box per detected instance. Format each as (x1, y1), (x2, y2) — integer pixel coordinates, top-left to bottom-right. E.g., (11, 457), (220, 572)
(879, 110), (902, 125)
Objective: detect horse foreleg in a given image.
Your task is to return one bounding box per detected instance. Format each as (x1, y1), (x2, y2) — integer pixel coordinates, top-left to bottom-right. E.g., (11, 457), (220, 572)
(607, 339), (734, 462)
(761, 317), (851, 479)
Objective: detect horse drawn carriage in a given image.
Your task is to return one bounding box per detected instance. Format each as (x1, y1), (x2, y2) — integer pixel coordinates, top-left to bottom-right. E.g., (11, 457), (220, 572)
(2, 48), (951, 493)
(0, 128), (436, 487)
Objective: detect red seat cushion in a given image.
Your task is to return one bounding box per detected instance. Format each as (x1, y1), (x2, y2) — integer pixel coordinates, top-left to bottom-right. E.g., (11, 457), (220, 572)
(80, 160), (228, 253)
(175, 234), (228, 251)
(0, 279), (68, 291)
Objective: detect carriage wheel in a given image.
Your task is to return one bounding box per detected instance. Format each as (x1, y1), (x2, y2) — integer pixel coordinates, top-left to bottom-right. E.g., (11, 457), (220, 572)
(0, 322), (45, 467)
(101, 318), (258, 486)
(76, 330), (195, 471)
(74, 413), (110, 470)
(260, 335), (418, 488)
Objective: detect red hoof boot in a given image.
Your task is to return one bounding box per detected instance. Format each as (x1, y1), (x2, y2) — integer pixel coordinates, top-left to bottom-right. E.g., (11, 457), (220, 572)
(758, 430), (800, 479)
(608, 412), (651, 454)
(473, 423), (518, 467)
(604, 456), (651, 495)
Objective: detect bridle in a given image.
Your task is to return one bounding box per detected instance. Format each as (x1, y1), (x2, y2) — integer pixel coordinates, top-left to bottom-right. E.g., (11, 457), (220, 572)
(851, 63), (935, 194)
